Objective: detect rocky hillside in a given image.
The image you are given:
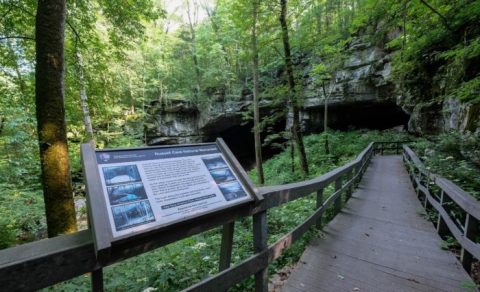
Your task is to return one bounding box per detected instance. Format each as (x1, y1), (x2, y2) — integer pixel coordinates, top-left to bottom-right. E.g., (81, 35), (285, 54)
(146, 50), (476, 147)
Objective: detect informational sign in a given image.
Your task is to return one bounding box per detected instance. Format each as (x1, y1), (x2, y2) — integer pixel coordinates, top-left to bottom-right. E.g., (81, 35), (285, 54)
(92, 143), (253, 238)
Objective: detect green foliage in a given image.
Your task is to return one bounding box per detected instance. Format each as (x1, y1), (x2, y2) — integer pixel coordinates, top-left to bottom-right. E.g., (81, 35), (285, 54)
(0, 218), (16, 249)
(251, 130), (413, 185)
(459, 280), (479, 292)
(384, 0), (480, 104)
(414, 132), (480, 199)
(454, 77), (480, 102)
(0, 185), (46, 248)
(440, 236), (459, 251)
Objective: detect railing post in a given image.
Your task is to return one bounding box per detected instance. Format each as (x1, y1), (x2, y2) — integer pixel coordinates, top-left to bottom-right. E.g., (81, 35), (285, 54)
(381, 142), (384, 155)
(353, 165), (359, 186)
(316, 189), (324, 229)
(90, 208), (103, 292)
(91, 268), (104, 292)
(334, 177), (342, 214)
(423, 173), (431, 209)
(360, 156), (366, 176)
(357, 163), (363, 185)
(347, 169), (354, 200)
(219, 222), (235, 271)
(436, 190), (448, 238)
(253, 211), (268, 292)
(461, 214), (478, 273)
(415, 171), (421, 196)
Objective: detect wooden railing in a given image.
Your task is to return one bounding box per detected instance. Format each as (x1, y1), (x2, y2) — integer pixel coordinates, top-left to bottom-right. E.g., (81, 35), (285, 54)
(373, 140), (410, 155)
(403, 145), (480, 273)
(0, 141), (409, 292)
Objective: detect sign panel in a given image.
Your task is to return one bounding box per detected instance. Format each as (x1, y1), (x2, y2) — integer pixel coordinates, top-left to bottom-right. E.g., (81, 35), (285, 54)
(93, 143), (253, 238)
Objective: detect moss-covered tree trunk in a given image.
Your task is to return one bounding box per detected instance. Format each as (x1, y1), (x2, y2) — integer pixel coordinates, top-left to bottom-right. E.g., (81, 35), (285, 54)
(35, 0), (77, 237)
(279, 0), (309, 176)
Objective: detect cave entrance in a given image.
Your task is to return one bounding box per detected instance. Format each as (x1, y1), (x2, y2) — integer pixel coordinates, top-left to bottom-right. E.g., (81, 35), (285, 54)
(216, 119), (286, 170)
(305, 102), (409, 132)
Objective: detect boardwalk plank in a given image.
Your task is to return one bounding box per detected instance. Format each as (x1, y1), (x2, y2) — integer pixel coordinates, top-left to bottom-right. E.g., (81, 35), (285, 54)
(283, 156), (474, 292)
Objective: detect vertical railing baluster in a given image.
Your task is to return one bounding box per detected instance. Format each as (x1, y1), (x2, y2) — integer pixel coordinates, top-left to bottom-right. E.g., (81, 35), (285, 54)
(436, 190), (448, 237)
(424, 171), (433, 209)
(355, 164), (362, 187)
(334, 177), (342, 214)
(91, 268), (104, 292)
(253, 211), (268, 292)
(219, 222), (235, 272)
(416, 170), (421, 197)
(360, 155), (366, 176)
(347, 169), (354, 200)
(316, 189), (324, 229)
(461, 214), (478, 273)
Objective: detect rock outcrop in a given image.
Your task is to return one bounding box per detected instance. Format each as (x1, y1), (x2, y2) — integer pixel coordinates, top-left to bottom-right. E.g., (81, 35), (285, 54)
(145, 98), (252, 145)
(145, 36), (479, 145)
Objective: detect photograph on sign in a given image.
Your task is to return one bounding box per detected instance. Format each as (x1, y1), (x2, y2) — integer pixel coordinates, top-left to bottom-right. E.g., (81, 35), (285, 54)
(95, 144), (252, 238)
(111, 200), (155, 231)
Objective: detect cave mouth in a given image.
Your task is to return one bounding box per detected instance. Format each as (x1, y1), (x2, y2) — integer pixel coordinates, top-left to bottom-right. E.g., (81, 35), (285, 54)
(305, 102), (410, 132)
(214, 119), (286, 170)
(213, 102), (409, 169)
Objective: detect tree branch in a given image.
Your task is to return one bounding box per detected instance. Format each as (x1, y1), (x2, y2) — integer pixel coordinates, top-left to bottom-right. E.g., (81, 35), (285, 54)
(0, 36), (35, 41)
(417, 0), (453, 31)
(3, 2), (82, 45)
(67, 20), (82, 43)
(7, 2), (34, 17)
(0, 6), (14, 22)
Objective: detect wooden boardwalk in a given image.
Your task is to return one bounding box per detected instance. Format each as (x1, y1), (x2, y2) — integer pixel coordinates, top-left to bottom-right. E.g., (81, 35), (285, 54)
(283, 155), (474, 292)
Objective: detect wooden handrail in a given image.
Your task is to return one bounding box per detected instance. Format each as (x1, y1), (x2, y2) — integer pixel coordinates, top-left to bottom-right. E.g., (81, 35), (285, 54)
(0, 141), (396, 291)
(373, 140), (411, 155)
(435, 177), (480, 219)
(403, 145), (480, 273)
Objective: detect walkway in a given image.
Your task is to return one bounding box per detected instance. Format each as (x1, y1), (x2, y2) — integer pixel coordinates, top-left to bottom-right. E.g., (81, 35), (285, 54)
(283, 155), (473, 292)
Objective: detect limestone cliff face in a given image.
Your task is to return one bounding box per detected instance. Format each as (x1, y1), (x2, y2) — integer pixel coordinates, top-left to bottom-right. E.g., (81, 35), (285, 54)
(299, 38), (400, 132)
(145, 39), (403, 145)
(145, 37), (478, 144)
(145, 98), (251, 145)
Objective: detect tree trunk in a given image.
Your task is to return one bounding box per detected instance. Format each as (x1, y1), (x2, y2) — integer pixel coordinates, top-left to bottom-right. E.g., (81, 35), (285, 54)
(76, 51), (95, 144)
(186, 0), (201, 99)
(7, 40), (27, 102)
(204, 4), (231, 67)
(321, 81), (329, 154)
(401, 0), (407, 61)
(417, 0), (452, 31)
(252, 0), (264, 185)
(35, 0), (77, 237)
(316, 2), (322, 36)
(279, 0), (309, 175)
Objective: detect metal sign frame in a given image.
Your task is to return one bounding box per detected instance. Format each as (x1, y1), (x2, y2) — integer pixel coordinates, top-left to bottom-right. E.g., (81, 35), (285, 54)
(81, 138), (258, 261)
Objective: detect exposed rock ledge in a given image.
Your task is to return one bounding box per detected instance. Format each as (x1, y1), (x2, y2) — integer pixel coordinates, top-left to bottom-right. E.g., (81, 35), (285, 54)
(145, 38), (478, 144)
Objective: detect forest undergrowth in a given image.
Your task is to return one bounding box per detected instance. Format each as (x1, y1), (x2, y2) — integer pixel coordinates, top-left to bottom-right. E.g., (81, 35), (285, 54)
(1, 129), (479, 291)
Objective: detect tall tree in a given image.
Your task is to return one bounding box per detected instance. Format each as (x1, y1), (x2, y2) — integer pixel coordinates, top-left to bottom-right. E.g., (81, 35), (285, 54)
(279, 0), (309, 175)
(186, 0), (202, 99)
(76, 50), (95, 144)
(252, 0), (264, 184)
(35, 0), (77, 237)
